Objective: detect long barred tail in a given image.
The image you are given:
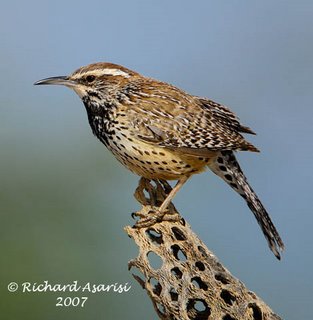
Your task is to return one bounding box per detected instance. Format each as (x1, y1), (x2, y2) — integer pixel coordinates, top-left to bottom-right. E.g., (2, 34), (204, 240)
(209, 150), (284, 259)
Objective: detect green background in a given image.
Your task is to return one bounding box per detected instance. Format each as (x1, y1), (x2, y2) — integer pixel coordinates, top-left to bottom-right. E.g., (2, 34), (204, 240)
(1, 1), (312, 319)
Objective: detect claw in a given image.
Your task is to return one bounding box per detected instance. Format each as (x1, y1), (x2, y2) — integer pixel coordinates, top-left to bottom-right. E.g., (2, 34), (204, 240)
(132, 211), (147, 220)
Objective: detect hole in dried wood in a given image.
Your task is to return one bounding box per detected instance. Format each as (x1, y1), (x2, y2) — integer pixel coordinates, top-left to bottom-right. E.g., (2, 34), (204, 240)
(223, 315), (236, 320)
(146, 228), (163, 245)
(249, 303), (263, 320)
(220, 289), (236, 305)
(191, 277), (208, 291)
(195, 261), (205, 271)
(150, 180), (158, 188)
(187, 298), (211, 319)
(149, 277), (162, 296)
(143, 188), (150, 199)
(171, 226), (187, 240)
(198, 245), (208, 257)
(215, 273), (230, 284)
(171, 267), (183, 279)
(169, 287), (179, 301)
(156, 302), (166, 317)
(147, 251), (163, 270)
(171, 244), (187, 261)
(194, 300), (206, 312)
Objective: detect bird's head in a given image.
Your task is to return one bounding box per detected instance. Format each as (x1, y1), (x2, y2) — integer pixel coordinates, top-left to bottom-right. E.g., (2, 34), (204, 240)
(34, 62), (140, 100)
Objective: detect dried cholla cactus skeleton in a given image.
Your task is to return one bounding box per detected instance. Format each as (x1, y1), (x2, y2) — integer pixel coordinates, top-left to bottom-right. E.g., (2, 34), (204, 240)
(125, 179), (282, 320)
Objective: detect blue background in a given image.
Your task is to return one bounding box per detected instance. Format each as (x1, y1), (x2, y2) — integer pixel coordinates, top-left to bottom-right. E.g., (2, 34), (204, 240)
(1, 1), (312, 319)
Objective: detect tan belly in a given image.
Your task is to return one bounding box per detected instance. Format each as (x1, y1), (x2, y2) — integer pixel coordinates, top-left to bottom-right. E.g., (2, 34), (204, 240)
(108, 138), (212, 180)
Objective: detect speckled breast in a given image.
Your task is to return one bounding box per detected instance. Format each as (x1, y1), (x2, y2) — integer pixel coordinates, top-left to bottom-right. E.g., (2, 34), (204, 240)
(106, 131), (211, 180)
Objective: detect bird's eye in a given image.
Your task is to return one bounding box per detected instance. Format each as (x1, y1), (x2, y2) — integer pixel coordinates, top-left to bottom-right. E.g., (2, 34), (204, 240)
(85, 75), (95, 83)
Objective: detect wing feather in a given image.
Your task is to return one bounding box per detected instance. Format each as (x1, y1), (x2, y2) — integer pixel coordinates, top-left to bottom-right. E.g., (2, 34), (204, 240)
(124, 79), (259, 154)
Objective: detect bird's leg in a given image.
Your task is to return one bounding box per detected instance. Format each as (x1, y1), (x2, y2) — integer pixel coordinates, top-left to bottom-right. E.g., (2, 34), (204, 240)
(134, 176), (190, 228)
(158, 175), (189, 213)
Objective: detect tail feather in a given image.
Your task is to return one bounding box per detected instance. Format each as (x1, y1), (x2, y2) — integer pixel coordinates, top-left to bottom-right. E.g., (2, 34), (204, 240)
(209, 151), (284, 259)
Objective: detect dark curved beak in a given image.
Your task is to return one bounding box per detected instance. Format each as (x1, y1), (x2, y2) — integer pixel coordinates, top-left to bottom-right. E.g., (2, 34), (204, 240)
(34, 76), (77, 87)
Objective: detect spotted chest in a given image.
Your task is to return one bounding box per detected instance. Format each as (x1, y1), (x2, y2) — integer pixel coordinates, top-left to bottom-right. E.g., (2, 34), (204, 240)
(104, 127), (212, 180)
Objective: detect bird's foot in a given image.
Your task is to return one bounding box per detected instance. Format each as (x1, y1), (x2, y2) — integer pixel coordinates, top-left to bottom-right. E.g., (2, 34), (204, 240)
(133, 209), (181, 228)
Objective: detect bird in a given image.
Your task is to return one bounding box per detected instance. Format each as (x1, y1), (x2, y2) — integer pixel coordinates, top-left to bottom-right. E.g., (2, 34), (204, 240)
(34, 62), (284, 259)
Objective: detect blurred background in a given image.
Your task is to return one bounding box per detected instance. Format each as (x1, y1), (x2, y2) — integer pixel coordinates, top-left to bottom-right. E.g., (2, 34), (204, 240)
(1, 0), (312, 319)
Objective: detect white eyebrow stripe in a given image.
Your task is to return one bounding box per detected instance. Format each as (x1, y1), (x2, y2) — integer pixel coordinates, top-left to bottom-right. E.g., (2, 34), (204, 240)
(76, 68), (131, 78)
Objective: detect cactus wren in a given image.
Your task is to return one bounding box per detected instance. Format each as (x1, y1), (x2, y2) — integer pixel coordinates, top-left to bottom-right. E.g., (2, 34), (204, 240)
(35, 62), (284, 259)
